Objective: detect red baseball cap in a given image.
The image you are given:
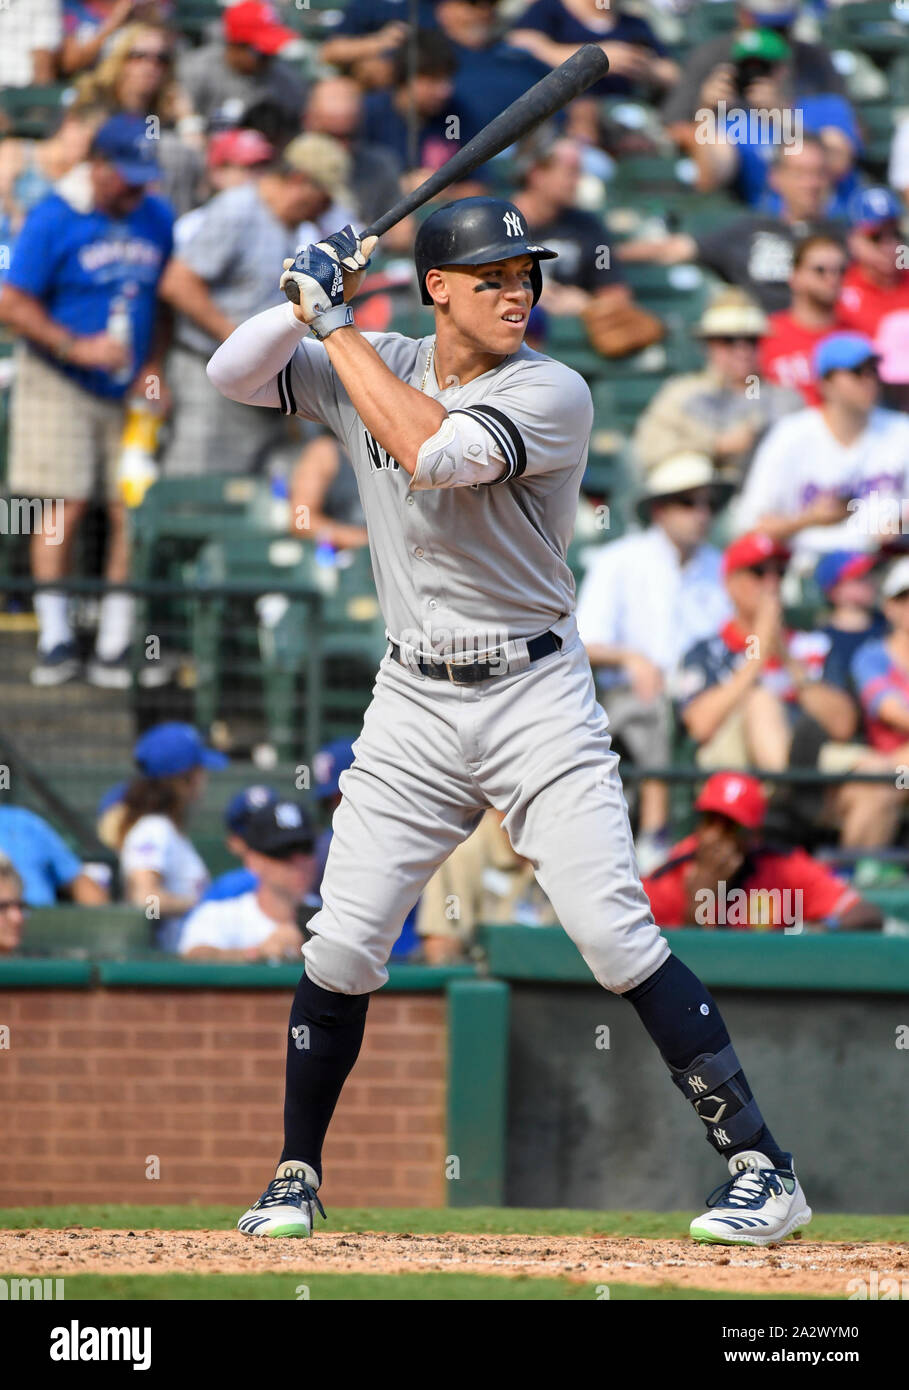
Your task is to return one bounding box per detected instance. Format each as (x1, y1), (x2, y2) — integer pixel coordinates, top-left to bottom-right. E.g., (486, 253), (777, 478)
(723, 531), (791, 578)
(207, 127), (274, 169)
(223, 1), (297, 55)
(695, 773), (767, 829)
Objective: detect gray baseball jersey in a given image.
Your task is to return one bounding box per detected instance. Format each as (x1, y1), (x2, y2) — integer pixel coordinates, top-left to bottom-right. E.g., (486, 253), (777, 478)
(207, 309), (667, 997)
(275, 331), (593, 654)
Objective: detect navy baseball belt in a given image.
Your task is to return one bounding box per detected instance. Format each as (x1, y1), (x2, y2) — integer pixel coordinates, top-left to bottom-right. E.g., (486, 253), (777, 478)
(389, 630), (562, 685)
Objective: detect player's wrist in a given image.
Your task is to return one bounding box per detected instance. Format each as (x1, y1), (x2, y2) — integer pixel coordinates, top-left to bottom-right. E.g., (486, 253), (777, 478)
(308, 304), (355, 340)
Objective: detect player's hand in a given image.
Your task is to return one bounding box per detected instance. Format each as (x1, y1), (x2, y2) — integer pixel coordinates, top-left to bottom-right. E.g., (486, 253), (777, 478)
(316, 224), (379, 300)
(256, 924), (305, 959)
(280, 244), (346, 320)
(799, 493), (852, 529)
(623, 651), (664, 703)
(699, 63), (735, 111)
(752, 589), (783, 661)
(68, 332), (131, 370)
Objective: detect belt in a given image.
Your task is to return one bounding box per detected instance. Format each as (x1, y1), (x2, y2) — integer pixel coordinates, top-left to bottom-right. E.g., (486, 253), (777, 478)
(389, 630), (562, 684)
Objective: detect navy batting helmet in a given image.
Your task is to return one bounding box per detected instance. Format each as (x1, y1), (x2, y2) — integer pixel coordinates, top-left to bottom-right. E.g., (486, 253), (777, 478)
(414, 196), (558, 307)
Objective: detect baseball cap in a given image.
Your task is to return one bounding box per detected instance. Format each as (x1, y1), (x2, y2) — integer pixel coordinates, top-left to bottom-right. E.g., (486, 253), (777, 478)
(281, 133), (352, 202)
(638, 453), (734, 522)
(134, 722), (229, 778)
(741, 0), (798, 26)
(813, 332), (878, 379)
(722, 532), (790, 578)
(312, 738), (356, 800)
(730, 29), (792, 64)
(207, 127), (274, 170)
(697, 290), (767, 339)
(814, 550), (876, 597)
(881, 556), (909, 599)
(695, 772), (767, 830)
(849, 186), (902, 232)
(223, 0), (297, 54)
(225, 784), (278, 836)
(243, 800), (316, 856)
(91, 113), (160, 185)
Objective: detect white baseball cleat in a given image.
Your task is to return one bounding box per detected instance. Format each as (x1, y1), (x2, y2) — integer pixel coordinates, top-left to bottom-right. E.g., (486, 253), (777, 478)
(690, 1149), (812, 1246)
(237, 1160), (326, 1238)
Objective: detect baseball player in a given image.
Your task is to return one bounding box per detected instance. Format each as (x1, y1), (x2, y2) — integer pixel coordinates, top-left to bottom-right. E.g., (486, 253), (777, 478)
(207, 196), (812, 1246)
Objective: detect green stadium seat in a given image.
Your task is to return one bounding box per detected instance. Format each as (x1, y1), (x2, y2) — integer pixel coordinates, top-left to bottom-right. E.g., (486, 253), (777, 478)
(0, 85), (68, 139)
(131, 474), (270, 584)
(823, 2), (909, 59)
(686, 1), (738, 46)
(856, 101), (896, 167)
(22, 905), (151, 956)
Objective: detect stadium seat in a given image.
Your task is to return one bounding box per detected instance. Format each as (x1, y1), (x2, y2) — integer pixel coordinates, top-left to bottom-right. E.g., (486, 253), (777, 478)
(822, 2), (909, 59)
(0, 85), (68, 139)
(22, 905), (152, 956)
(189, 534), (324, 760)
(685, 0), (738, 46)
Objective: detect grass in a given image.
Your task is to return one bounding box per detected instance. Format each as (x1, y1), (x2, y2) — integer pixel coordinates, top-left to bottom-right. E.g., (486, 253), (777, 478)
(0, 1205), (905, 1244)
(22, 1273), (832, 1301)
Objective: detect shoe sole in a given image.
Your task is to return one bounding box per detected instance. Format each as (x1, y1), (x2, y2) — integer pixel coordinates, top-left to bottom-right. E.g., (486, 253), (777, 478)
(237, 1223), (312, 1238)
(691, 1206), (812, 1247)
(30, 665), (81, 687)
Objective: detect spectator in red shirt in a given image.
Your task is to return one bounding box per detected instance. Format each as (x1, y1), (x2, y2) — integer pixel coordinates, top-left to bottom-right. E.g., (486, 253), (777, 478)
(677, 532), (857, 771)
(839, 188), (909, 406)
(642, 771), (882, 932)
(759, 234), (848, 406)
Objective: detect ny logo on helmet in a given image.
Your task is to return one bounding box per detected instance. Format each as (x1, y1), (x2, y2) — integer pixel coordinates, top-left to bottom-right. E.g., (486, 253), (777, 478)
(503, 211), (524, 238)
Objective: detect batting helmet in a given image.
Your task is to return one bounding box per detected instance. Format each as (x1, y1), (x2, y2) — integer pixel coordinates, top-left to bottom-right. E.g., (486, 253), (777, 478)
(414, 196), (558, 307)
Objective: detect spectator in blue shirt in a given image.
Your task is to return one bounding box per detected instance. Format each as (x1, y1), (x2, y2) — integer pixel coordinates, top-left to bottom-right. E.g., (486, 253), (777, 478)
(434, 0), (550, 146)
(0, 113), (173, 690)
(509, 0), (678, 99)
(361, 29), (459, 174)
(320, 0), (438, 90)
(201, 784), (279, 902)
(0, 805), (109, 908)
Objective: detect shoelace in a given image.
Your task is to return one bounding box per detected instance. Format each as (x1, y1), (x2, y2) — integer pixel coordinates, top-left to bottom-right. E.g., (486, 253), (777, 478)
(706, 1165), (791, 1211)
(259, 1174), (326, 1220)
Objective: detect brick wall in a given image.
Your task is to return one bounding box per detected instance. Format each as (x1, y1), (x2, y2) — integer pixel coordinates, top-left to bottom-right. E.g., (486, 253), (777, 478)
(0, 989), (448, 1209)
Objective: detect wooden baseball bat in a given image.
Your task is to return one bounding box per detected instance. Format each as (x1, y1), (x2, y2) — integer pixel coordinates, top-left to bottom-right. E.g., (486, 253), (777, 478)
(283, 44), (609, 303)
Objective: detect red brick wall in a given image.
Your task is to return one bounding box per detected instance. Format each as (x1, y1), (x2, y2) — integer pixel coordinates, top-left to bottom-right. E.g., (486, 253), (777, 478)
(0, 989), (448, 1209)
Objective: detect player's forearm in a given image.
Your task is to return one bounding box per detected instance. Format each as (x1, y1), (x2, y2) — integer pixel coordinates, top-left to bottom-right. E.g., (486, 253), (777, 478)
(0, 284), (78, 356)
(207, 303), (307, 406)
(322, 326), (447, 475)
(875, 695), (909, 734)
(683, 663), (762, 743)
(796, 682), (857, 741)
(159, 260), (235, 343)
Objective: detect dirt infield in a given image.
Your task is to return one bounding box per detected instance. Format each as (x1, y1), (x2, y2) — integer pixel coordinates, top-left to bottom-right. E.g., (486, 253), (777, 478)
(2, 1229), (907, 1295)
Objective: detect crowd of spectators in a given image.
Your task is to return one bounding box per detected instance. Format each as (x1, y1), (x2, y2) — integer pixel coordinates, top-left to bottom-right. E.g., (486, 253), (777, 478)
(3, 0), (909, 958)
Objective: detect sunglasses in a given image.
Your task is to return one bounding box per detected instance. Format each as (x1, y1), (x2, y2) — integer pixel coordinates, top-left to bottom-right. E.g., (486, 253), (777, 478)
(746, 562), (787, 578)
(0, 900), (28, 913)
(709, 336), (760, 347)
(887, 589), (909, 603)
(662, 490), (719, 511)
(127, 49), (171, 64)
(867, 224), (900, 243)
(844, 361), (879, 379)
(805, 263), (846, 277)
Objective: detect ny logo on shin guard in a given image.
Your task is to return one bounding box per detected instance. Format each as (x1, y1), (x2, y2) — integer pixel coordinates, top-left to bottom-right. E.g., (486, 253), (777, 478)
(712, 1127), (732, 1146)
(688, 1075), (708, 1093)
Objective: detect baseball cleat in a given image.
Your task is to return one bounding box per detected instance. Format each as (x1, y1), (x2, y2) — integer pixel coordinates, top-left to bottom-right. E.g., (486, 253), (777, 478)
(237, 1160), (326, 1238)
(690, 1149), (812, 1246)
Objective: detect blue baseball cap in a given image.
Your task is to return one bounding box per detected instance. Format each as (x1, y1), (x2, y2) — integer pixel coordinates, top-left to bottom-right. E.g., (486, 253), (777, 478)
(225, 784), (278, 836)
(742, 0), (797, 26)
(813, 332), (878, 379)
(312, 738), (355, 799)
(92, 113), (160, 185)
(849, 186), (902, 232)
(814, 550), (876, 597)
(134, 722), (229, 778)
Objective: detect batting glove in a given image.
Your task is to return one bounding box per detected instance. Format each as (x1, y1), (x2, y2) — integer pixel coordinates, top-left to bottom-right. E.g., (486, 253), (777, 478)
(317, 224), (379, 273)
(280, 243), (346, 316)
